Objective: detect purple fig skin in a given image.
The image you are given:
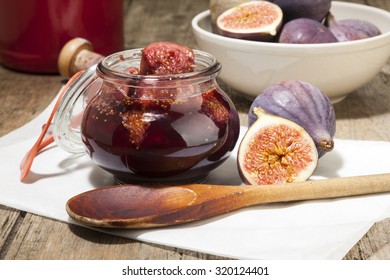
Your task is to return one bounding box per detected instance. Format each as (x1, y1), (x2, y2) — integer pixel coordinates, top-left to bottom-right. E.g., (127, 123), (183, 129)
(272, 0), (331, 22)
(327, 14), (382, 42)
(248, 80), (336, 158)
(279, 18), (338, 44)
(216, 27), (280, 42)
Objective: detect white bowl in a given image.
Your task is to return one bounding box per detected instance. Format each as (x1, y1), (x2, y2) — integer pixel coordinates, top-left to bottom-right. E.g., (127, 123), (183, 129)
(192, 1), (390, 103)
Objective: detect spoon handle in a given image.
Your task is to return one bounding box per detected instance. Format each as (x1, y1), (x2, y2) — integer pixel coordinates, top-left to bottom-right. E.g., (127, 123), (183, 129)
(242, 173), (390, 205)
(153, 173), (390, 227)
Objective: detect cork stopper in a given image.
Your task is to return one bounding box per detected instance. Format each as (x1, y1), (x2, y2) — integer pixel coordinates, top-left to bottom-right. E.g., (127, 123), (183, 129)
(58, 38), (104, 77)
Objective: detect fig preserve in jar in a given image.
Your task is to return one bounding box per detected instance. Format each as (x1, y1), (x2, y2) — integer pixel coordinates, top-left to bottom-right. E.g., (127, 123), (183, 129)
(53, 49), (240, 184)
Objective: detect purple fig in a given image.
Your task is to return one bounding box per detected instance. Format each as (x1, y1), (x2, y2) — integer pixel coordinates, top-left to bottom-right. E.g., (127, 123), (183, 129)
(248, 80), (336, 158)
(273, 0), (331, 22)
(326, 13), (382, 42)
(238, 108), (318, 185)
(279, 18), (338, 44)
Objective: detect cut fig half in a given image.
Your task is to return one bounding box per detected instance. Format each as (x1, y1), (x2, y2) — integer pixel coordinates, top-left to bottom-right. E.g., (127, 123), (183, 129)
(216, 1), (283, 41)
(238, 108), (318, 185)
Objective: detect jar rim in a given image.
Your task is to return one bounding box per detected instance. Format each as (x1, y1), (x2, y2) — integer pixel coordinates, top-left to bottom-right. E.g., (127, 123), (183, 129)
(96, 48), (221, 85)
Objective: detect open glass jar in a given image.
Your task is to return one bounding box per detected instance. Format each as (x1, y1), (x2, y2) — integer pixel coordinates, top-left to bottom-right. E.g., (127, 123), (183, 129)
(53, 49), (240, 184)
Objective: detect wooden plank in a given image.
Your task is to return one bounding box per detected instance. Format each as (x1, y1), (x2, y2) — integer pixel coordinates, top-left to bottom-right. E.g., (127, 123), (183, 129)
(2, 213), (229, 260)
(124, 0), (209, 48)
(0, 206), (23, 259)
(344, 218), (390, 260)
(0, 70), (63, 134)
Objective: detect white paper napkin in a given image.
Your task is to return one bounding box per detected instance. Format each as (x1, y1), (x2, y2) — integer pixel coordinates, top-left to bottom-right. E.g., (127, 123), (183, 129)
(1, 98), (390, 260)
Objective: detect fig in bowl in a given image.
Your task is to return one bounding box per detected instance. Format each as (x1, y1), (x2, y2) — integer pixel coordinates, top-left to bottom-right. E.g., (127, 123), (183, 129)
(279, 18), (338, 44)
(273, 0), (331, 22)
(326, 13), (382, 42)
(192, 1), (390, 103)
(215, 1), (283, 42)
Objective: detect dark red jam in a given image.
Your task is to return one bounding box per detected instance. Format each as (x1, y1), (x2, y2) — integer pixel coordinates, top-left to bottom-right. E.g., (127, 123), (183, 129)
(81, 82), (239, 183)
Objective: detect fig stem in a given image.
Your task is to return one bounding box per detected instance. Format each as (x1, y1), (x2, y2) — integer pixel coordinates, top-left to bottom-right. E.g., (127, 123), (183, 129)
(252, 107), (267, 118)
(320, 139), (334, 152)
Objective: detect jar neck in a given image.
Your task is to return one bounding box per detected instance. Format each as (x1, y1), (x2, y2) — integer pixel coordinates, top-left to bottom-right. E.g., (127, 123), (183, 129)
(95, 49), (221, 87)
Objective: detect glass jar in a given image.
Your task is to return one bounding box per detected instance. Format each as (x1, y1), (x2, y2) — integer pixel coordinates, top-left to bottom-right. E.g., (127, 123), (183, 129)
(53, 49), (240, 184)
(0, 0), (124, 73)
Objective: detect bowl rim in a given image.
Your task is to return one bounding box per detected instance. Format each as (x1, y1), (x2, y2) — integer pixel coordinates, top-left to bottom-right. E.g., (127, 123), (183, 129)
(192, 1), (390, 52)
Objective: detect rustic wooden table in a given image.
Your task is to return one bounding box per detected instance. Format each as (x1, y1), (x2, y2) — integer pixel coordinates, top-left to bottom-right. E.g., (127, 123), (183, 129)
(1, 0), (389, 260)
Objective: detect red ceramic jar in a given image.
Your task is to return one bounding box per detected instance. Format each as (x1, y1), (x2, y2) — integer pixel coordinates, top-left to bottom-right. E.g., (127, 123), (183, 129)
(53, 48), (240, 184)
(0, 0), (124, 73)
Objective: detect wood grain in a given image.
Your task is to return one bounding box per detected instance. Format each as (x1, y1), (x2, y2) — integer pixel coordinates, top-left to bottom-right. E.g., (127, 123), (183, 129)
(1, 0), (389, 260)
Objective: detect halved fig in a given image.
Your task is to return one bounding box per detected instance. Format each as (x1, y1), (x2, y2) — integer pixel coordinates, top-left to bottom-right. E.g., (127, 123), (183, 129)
(216, 1), (283, 41)
(238, 108), (318, 185)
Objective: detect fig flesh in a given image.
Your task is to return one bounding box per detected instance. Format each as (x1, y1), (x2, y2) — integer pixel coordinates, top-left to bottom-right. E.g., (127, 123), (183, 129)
(248, 80), (336, 158)
(238, 108), (318, 185)
(216, 1), (283, 41)
(140, 42), (195, 75)
(279, 18), (338, 44)
(326, 14), (382, 42)
(272, 0), (331, 22)
(210, 0), (254, 30)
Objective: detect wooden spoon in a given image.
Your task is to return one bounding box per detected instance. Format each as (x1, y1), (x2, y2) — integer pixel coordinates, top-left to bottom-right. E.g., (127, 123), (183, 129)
(66, 173), (390, 229)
